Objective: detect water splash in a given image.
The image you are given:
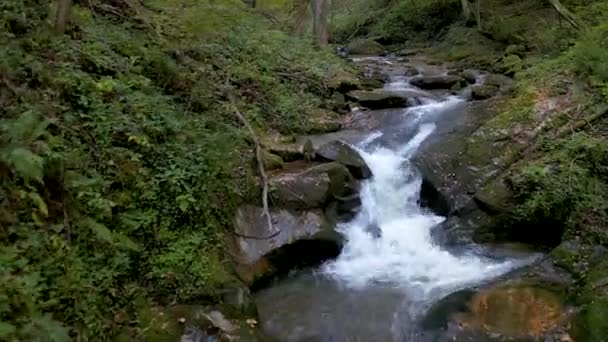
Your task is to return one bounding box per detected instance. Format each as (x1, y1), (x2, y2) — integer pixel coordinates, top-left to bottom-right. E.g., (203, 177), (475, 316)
(323, 97), (525, 300)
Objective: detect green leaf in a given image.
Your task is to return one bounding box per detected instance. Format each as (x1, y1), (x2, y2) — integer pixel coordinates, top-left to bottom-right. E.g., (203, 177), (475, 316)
(86, 219), (114, 244)
(0, 321), (16, 338)
(2, 147), (44, 182)
(28, 192), (48, 217)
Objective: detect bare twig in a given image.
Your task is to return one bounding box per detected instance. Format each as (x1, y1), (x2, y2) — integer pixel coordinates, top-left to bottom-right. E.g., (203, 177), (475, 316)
(226, 87), (279, 240)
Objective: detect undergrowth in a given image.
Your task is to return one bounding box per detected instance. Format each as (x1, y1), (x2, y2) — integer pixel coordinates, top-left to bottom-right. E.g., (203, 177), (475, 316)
(0, 0), (349, 339)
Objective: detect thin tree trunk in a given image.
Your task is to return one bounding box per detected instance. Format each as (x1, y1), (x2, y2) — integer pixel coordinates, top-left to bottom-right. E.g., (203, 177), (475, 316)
(55, 0), (73, 34)
(475, 0), (482, 30)
(460, 0), (472, 23)
(548, 0), (586, 31)
(293, 0), (311, 34)
(311, 0), (329, 47)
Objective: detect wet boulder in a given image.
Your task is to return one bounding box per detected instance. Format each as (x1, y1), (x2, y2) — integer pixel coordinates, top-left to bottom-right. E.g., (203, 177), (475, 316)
(315, 140), (372, 179)
(346, 89), (424, 109)
(409, 75), (466, 90)
(228, 206), (342, 285)
(413, 101), (502, 214)
(421, 284), (570, 342)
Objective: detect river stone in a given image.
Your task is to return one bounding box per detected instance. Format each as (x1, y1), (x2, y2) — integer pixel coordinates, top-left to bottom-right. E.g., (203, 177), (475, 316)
(269, 172), (331, 209)
(315, 140), (372, 179)
(462, 69), (478, 84)
(269, 162), (356, 210)
(327, 70), (361, 93)
(262, 150), (283, 170)
(422, 285), (568, 341)
(471, 84), (500, 100)
(346, 38), (385, 55)
(346, 89), (423, 109)
(413, 101), (502, 214)
(306, 109), (342, 134)
(409, 75), (466, 90)
(228, 206), (341, 284)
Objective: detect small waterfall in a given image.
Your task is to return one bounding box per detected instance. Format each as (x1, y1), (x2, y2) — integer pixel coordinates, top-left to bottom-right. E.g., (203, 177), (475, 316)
(323, 85), (521, 301)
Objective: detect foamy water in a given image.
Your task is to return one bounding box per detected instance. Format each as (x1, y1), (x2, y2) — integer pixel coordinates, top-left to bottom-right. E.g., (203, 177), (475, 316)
(323, 79), (530, 300)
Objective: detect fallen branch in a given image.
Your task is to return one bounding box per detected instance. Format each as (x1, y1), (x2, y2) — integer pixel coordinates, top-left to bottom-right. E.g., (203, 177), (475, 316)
(556, 105), (608, 138)
(227, 90), (279, 240)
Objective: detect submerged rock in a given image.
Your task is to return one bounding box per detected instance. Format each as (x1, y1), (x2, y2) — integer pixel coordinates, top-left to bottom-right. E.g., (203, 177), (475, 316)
(315, 140), (372, 179)
(421, 284), (570, 341)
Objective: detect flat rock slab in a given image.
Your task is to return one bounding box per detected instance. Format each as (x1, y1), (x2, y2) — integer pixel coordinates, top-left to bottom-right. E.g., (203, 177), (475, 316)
(410, 75), (466, 90)
(346, 89), (424, 109)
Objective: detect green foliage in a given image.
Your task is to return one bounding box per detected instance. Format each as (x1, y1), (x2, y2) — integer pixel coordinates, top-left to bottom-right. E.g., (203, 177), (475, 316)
(572, 23), (608, 98)
(509, 134), (608, 243)
(0, 0), (349, 339)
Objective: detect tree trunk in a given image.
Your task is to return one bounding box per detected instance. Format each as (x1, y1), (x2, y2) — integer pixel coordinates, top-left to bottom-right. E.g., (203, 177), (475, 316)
(55, 0), (72, 34)
(475, 0), (482, 30)
(293, 0), (311, 34)
(311, 0), (329, 47)
(548, 0), (586, 31)
(460, 0), (472, 23)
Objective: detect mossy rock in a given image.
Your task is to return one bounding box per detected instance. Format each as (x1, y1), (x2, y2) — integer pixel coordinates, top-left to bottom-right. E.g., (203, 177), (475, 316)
(306, 109), (342, 134)
(471, 84), (500, 100)
(327, 70), (361, 93)
(346, 38), (385, 55)
(572, 260), (608, 341)
(263, 150), (284, 170)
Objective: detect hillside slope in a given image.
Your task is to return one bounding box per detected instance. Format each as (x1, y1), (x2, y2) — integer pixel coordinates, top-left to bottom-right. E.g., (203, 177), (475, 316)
(0, 0), (353, 339)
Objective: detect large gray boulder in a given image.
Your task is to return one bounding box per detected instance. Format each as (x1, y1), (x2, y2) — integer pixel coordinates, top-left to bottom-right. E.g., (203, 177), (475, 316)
(269, 162), (357, 210)
(346, 89), (425, 109)
(315, 140), (372, 179)
(269, 172), (331, 210)
(228, 206), (342, 285)
(409, 75), (466, 90)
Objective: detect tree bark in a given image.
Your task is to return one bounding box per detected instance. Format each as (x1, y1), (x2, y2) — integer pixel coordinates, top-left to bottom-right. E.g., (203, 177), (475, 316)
(55, 0), (73, 34)
(547, 0), (586, 31)
(311, 0), (329, 47)
(293, 0), (311, 34)
(460, 0), (472, 23)
(475, 0), (482, 30)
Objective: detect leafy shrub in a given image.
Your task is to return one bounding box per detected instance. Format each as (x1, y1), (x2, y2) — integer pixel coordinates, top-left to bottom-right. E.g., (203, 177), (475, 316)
(0, 0), (350, 339)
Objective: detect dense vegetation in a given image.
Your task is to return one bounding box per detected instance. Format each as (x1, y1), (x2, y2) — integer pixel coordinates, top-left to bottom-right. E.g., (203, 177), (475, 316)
(2, 0), (608, 339)
(0, 0), (348, 339)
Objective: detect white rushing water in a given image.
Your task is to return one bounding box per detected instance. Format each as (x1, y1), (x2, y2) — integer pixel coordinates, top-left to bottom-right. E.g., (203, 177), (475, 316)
(323, 77), (524, 300)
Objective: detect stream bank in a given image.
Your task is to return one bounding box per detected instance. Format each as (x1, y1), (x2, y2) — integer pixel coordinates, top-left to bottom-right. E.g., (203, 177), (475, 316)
(233, 56), (576, 342)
